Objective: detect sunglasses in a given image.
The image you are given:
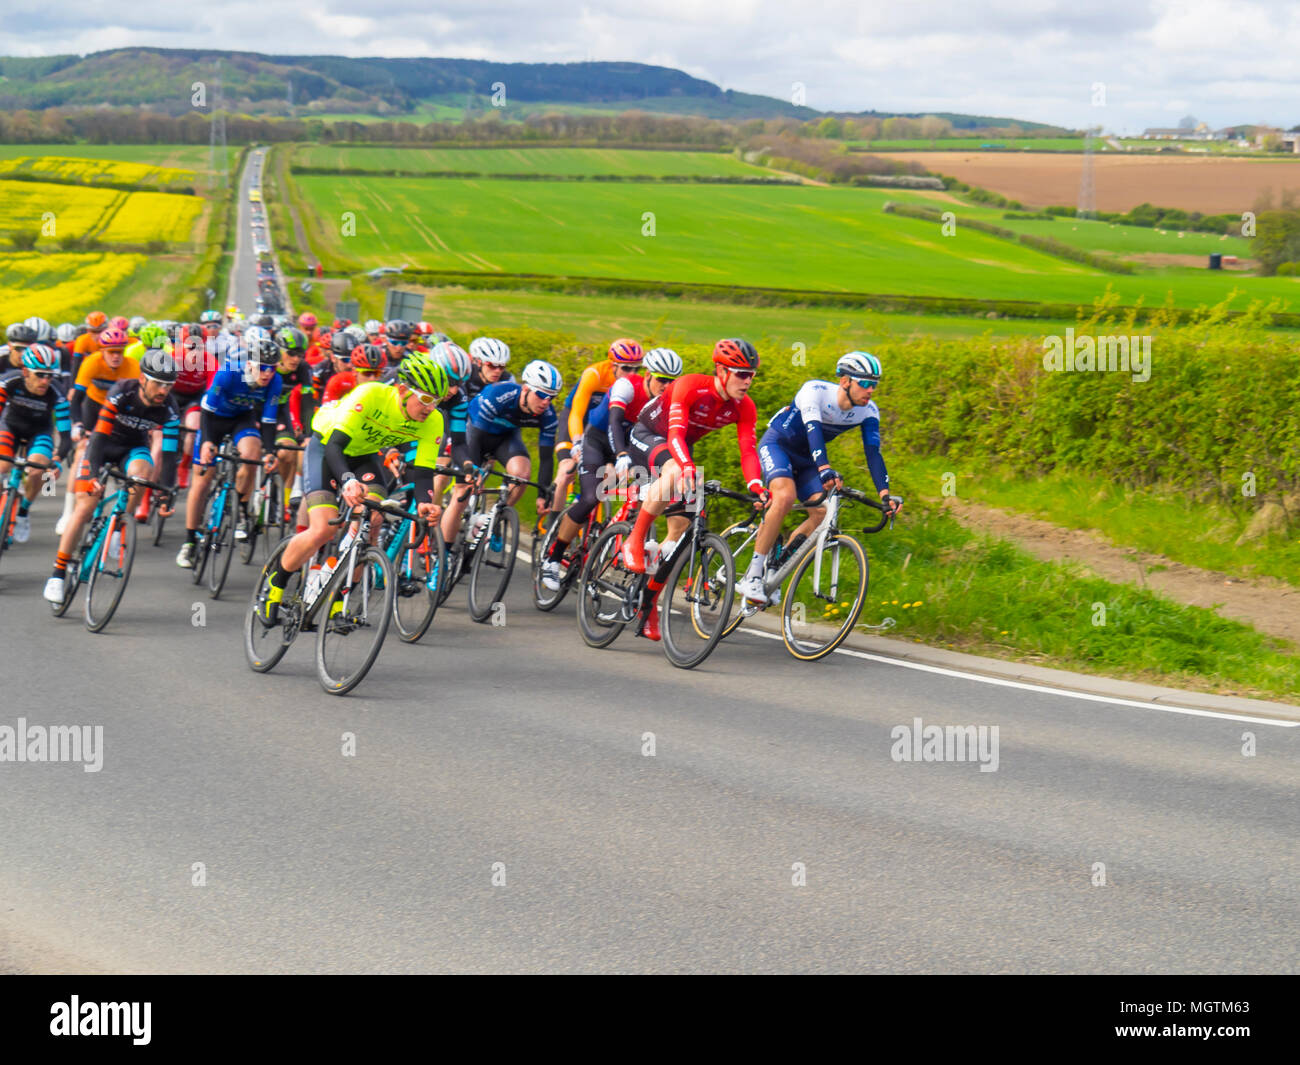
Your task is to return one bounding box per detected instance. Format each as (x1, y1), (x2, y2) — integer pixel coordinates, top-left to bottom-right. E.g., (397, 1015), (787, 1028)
(257, 363), (278, 373)
(855, 377), (879, 390)
(729, 369), (756, 381)
(408, 388), (441, 406)
(532, 390), (557, 401)
(31, 370), (57, 379)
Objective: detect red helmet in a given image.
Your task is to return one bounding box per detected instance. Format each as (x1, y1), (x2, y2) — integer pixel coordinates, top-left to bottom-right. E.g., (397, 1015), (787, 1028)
(298, 312), (318, 332)
(109, 316), (130, 332)
(608, 338), (644, 365)
(99, 327), (129, 349)
(712, 338), (759, 370)
(351, 344), (387, 372)
(85, 310), (108, 331)
(416, 321), (433, 336)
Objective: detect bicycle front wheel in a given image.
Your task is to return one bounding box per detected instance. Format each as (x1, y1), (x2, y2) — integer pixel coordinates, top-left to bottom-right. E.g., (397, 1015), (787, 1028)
(85, 507), (137, 633)
(392, 521), (445, 644)
(0, 485), (16, 570)
(467, 506), (519, 623)
(576, 521), (636, 649)
(244, 537), (300, 673)
(710, 519), (760, 640)
(316, 545), (395, 695)
(207, 486), (238, 599)
(782, 534), (868, 661)
(661, 532), (734, 670)
(531, 516), (579, 612)
(150, 491), (168, 547)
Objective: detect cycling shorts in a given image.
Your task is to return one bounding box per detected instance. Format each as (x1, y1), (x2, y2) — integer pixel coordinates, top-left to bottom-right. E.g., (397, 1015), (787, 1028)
(302, 433), (387, 509)
(75, 441), (152, 494)
(194, 410), (259, 464)
(758, 429), (828, 503)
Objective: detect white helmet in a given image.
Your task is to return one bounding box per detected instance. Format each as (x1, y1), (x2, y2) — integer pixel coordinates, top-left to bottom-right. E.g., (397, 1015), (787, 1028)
(469, 337), (511, 366)
(244, 325), (270, 349)
(835, 351), (882, 382)
(363, 318), (384, 336)
(55, 322), (80, 344)
(643, 347), (683, 378)
(344, 324), (368, 344)
(23, 316), (52, 342)
(128, 315), (147, 333)
(520, 360), (562, 396)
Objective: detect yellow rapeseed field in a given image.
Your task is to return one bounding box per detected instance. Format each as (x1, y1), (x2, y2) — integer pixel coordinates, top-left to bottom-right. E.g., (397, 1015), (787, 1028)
(0, 155), (196, 192)
(0, 180), (117, 240)
(102, 191), (202, 243)
(0, 252), (146, 323)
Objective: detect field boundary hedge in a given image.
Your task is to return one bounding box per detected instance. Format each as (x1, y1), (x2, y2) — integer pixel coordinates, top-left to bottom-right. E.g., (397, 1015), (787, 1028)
(0, 170), (197, 196)
(288, 165), (795, 184)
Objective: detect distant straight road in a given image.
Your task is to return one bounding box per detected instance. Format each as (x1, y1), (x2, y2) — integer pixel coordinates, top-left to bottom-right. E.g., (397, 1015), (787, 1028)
(1, 504), (1296, 973)
(227, 147), (286, 320)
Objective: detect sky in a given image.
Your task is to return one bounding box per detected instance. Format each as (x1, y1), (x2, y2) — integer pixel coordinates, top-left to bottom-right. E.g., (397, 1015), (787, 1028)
(2, 0), (1298, 132)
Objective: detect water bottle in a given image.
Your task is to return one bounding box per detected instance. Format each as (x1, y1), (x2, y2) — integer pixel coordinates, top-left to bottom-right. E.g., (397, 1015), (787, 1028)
(305, 562), (324, 601)
(337, 527), (356, 557)
(644, 538), (661, 570)
(468, 511), (491, 547)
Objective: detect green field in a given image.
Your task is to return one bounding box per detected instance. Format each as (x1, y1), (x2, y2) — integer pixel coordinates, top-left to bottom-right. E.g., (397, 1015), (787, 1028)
(0, 144), (238, 173)
(295, 175), (1300, 311)
(292, 145), (769, 177)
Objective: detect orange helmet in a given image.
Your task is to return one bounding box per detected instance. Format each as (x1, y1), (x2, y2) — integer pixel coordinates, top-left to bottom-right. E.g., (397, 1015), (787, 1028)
(712, 338), (759, 370)
(608, 338), (644, 365)
(85, 310), (108, 331)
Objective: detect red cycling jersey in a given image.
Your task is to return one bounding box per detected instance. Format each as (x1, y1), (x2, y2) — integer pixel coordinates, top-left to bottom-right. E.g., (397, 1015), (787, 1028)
(637, 372), (762, 489)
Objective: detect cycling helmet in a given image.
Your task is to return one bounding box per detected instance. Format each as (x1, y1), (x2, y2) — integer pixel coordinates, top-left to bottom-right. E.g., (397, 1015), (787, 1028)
(430, 340), (472, 383)
(127, 315), (147, 335)
(416, 321), (434, 337)
(227, 319), (247, 336)
(200, 309), (222, 324)
(398, 351), (450, 397)
(344, 324), (368, 344)
(608, 338), (644, 365)
(835, 351), (882, 382)
(468, 336), (511, 366)
(22, 343), (60, 372)
(5, 323), (36, 346)
(244, 325), (270, 348)
(297, 312), (318, 332)
(99, 326), (129, 349)
(385, 319), (413, 342)
(138, 324), (169, 349)
(109, 316), (130, 332)
(643, 347), (683, 378)
(363, 318), (384, 336)
(712, 338), (759, 370)
(331, 331), (358, 357)
(250, 337), (280, 365)
(331, 318), (348, 331)
(139, 349), (178, 383)
(351, 344), (387, 372)
(276, 326), (308, 353)
(55, 323), (79, 344)
(23, 316), (53, 342)
(86, 310), (108, 331)
(520, 360), (562, 396)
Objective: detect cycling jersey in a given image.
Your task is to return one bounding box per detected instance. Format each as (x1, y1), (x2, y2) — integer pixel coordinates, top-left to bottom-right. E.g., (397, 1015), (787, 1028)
(561, 360), (618, 448)
(70, 351), (140, 428)
(201, 364), (283, 424)
(0, 375), (71, 464)
(588, 373), (651, 454)
(765, 380), (887, 491)
(636, 373), (761, 489)
(322, 370), (363, 404)
(441, 365), (513, 437)
(84, 378), (180, 487)
(172, 328), (212, 396)
(312, 382), (444, 503)
(274, 360), (317, 430)
(467, 381), (557, 487)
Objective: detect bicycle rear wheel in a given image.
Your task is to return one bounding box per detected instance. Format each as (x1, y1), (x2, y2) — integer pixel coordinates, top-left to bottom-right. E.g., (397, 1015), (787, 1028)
(781, 534), (868, 661)
(391, 520), (444, 644)
(0, 485), (16, 570)
(150, 491), (167, 546)
(711, 519), (761, 640)
(661, 532), (734, 670)
(51, 522), (92, 617)
(207, 486), (238, 599)
(467, 505), (519, 623)
(244, 537), (300, 673)
(85, 507), (137, 633)
(531, 517), (580, 612)
(316, 545), (395, 695)
(576, 521), (636, 649)
(261, 474), (289, 561)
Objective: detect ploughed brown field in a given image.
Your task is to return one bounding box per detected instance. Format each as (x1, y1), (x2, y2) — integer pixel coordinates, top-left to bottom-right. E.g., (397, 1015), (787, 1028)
(876, 151), (1300, 213)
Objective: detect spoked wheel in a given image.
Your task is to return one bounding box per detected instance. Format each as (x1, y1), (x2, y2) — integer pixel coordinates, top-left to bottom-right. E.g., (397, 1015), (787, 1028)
(576, 521), (638, 649)
(467, 506), (519, 623)
(316, 546), (395, 695)
(85, 508), (138, 633)
(51, 524), (91, 617)
(262, 476), (290, 562)
(207, 487), (238, 599)
(660, 532), (734, 670)
(712, 519), (761, 640)
(0, 486), (16, 571)
(244, 537), (300, 673)
(532, 516), (585, 612)
(391, 521), (445, 644)
(191, 490), (212, 586)
(240, 476), (270, 565)
(781, 534), (869, 661)
(150, 490), (168, 546)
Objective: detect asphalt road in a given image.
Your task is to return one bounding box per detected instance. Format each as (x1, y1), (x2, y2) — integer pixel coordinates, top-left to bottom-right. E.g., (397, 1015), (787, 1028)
(1, 506), (1296, 973)
(226, 147), (287, 320)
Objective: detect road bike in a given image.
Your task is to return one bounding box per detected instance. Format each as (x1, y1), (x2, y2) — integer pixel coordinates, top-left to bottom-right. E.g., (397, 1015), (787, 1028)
(239, 441), (302, 565)
(0, 456), (53, 573)
(531, 478), (638, 612)
(191, 437), (265, 599)
(377, 479), (447, 644)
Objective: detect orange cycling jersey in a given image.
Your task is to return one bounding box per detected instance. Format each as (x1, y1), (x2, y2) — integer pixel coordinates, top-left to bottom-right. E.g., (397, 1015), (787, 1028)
(73, 332), (101, 360)
(74, 351), (140, 407)
(565, 361), (618, 446)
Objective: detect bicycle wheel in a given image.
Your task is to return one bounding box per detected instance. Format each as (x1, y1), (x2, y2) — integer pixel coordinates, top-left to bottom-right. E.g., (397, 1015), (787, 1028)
(150, 491), (168, 546)
(207, 485), (238, 599)
(262, 474), (290, 561)
(391, 520), (445, 643)
(0, 485), (15, 569)
(240, 479), (266, 565)
(191, 491), (212, 586)
(576, 521), (636, 649)
(244, 537), (300, 673)
(316, 545), (395, 695)
(85, 506), (137, 633)
(661, 532), (734, 670)
(531, 517), (581, 612)
(51, 520), (93, 617)
(782, 534), (869, 661)
(711, 519), (761, 639)
(467, 505), (519, 623)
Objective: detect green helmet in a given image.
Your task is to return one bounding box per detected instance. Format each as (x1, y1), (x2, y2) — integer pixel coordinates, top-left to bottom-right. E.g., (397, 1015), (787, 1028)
(138, 324), (169, 349)
(398, 350), (449, 397)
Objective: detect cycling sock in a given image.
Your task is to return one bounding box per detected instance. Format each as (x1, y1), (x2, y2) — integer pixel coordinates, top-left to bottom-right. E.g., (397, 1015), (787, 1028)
(267, 566), (290, 591)
(186, 527), (198, 544)
(745, 551), (767, 579)
(549, 537), (571, 561)
(18, 498), (30, 516)
(52, 551), (71, 578)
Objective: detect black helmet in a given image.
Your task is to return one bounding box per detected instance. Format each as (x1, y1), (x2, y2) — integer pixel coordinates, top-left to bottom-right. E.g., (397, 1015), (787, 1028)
(139, 349), (179, 384)
(331, 331), (358, 357)
(5, 323), (36, 346)
(385, 319), (413, 342)
(251, 337), (280, 364)
(276, 326), (308, 353)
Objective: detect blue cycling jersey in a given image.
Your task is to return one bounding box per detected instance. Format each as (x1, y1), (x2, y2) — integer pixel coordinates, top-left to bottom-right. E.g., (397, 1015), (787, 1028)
(766, 380), (888, 491)
(467, 381), (558, 447)
(200, 365), (282, 426)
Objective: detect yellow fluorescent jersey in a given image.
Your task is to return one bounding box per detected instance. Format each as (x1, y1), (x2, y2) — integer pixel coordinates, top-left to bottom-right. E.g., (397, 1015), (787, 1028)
(313, 381), (444, 468)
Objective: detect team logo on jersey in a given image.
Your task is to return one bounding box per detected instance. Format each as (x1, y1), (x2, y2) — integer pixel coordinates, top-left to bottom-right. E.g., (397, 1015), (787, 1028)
(362, 472), (375, 481)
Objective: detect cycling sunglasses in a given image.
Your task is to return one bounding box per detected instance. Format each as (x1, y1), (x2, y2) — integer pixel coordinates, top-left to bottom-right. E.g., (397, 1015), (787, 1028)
(854, 377), (880, 390)
(408, 388), (441, 406)
(30, 370), (57, 379)
(728, 369), (757, 381)
(257, 362), (279, 373)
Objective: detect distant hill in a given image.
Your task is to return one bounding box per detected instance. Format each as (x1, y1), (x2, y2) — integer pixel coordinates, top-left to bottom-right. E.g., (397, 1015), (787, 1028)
(0, 48), (1055, 128)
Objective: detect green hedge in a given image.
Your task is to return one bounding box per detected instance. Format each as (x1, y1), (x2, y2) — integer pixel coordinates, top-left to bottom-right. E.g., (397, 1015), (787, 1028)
(288, 165), (795, 185)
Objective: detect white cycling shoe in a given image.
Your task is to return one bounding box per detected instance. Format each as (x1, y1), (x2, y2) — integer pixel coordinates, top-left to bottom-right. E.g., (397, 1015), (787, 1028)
(43, 576), (65, 603)
(13, 514), (30, 544)
(737, 573), (770, 604)
(176, 542), (196, 568)
(540, 558), (563, 591)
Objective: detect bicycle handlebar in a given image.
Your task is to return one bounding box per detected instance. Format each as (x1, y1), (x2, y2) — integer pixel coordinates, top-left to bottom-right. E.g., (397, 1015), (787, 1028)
(101, 466), (174, 495)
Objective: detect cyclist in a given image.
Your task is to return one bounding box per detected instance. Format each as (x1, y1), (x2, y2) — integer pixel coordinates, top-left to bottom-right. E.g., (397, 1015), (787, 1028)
(123, 325), (175, 522)
(43, 350), (180, 604)
(439, 359), (560, 547)
(427, 340), (473, 502)
(312, 330), (355, 396)
(539, 346), (682, 590)
(384, 320), (415, 365)
(176, 335), (281, 567)
(297, 312), (318, 345)
(620, 339), (765, 641)
(4, 322), (36, 375)
(269, 326), (318, 514)
(171, 323), (216, 494)
(53, 324), (81, 385)
(0, 344), (71, 544)
(432, 336), (510, 501)
(323, 343), (385, 403)
(737, 352), (901, 604)
(73, 311), (107, 369)
(257, 353), (450, 626)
